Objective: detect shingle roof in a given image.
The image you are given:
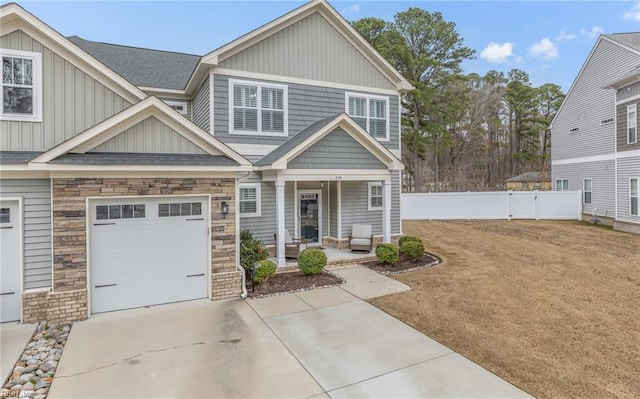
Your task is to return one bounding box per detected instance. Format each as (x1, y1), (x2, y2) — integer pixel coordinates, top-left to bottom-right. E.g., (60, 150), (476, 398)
(0, 151), (42, 164)
(605, 33), (640, 52)
(68, 36), (201, 90)
(254, 114), (341, 167)
(506, 172), (550, 183)
(49, 152), (239, 166)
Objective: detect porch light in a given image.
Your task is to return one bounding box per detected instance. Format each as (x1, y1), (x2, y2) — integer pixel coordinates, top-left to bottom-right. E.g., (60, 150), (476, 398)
(221, 201), (229, 218)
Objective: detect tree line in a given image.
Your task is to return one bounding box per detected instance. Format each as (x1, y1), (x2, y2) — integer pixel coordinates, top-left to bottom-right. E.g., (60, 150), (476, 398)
(353, 9), (565, 192)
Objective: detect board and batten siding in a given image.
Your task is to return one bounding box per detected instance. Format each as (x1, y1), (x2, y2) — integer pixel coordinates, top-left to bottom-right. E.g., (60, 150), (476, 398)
(213, 74), (399, 149)
(617, 157), (640, 223)
(89, 116), (206, 154)
(0, 179), (52, 289)
(0, 30), (131, 152)
(192, 76), (210, 133)
(552, 160), (616, 218)
(289, 128), (386, 169)
(616, 101), (640, 152)
(219, 12), (395, 90)
(552, 38), (639, 160)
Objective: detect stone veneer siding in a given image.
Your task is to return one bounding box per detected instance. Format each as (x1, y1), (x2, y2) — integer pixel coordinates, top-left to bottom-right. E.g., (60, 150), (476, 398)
(22, 177), (239, 323)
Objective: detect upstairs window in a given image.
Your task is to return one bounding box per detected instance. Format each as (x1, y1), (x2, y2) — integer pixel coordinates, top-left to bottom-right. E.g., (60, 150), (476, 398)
(1, 49), (42, 122)
(555, 178), (569, 192)
(583, 179), (592, 204)
(628, 104), (637, 144)
(230, 79), (287, 136)
(346, 93), (390, 141)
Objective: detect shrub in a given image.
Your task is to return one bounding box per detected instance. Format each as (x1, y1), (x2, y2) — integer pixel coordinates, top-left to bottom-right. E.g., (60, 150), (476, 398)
(298, 248), (327, 275)
(240, 230), (268, 272)
(375, 243), (398, 265)
(254, 260), (277, 284)
(400, 240), (424, 261)
(398, 235), (422, 247)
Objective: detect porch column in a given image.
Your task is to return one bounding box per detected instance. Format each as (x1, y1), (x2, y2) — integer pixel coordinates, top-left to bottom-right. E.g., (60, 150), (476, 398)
(383, 179), (392, 243)
(276, 180), (286, 267)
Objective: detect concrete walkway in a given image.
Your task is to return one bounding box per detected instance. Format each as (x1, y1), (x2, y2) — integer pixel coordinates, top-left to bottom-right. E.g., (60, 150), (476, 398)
(48, 266), (532, 398)
(1, 322), (36, 383)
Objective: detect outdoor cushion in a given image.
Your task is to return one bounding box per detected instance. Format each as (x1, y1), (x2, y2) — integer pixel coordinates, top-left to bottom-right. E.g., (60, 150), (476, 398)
(352, 224), (372, 238)
(284, 229), (295, 244)
(350, 238), (371, 247)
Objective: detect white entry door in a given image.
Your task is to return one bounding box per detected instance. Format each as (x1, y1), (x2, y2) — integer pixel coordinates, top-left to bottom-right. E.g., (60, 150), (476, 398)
(298, 190), (322, 245)
(0, 200), (21, 323)
(90, 197), (209, 314)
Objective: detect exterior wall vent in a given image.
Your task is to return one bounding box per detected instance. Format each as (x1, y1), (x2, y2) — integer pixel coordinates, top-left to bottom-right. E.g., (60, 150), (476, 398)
(600, 117), (614, 125)
(569, 127), (580, 133)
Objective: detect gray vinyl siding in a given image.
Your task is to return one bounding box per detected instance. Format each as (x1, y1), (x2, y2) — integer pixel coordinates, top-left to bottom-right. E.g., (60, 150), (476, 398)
(89, 116), (206, 154)
(616, 102), (640, 151)
(289, 128), (386, 169)
(239, 174), (276, 245)
(552, 38), (639, 160)
(219, 12), (395, 90)
(0, 179), (52, 289)
(552, 160), (616, 218)
(616, 157), (640, 223)
(0, 30), (131, 152)
(192, 76), (210, 133)
(160, 98), (191, 121)
(213, 74), (399, 150)
(616, 81), (640, 102)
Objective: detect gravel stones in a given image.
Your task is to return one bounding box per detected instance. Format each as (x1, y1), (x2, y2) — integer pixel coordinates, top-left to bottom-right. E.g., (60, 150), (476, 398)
(2, 321), (71, 399)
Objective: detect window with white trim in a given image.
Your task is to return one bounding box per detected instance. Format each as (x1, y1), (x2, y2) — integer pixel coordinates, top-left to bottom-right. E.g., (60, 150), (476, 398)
(1, 49), (42, 122)
(230, 79), (287, 136)
(631, 178), (639, 216)
(96, 204), (145, 220)
(239, 183), (261, 217)
(346, 93), (389, 141)
(583, 178), (592, 204)
(555, 178), (569, 192)
(628, 104), (637, 144)
(368, 182), (383, 211)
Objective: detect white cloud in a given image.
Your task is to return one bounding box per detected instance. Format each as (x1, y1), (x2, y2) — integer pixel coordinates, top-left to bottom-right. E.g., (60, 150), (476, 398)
(580, 26), (604, 40)
(528, 38), (559, 60)
(480, 42), (514, 64)
(555, 30), (577, 41)
(341, 4), (360, 15)
(624, 1), (640, 21)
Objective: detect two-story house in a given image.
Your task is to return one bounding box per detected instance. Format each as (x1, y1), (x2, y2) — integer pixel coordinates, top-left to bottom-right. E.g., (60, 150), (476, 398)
(551, 33), (640, 234)
(0, 0), (411, 324)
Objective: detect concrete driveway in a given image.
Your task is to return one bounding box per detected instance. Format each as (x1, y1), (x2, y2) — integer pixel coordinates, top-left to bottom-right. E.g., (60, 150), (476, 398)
(49, 267), (532, 398)
(1, 322), (36, 383)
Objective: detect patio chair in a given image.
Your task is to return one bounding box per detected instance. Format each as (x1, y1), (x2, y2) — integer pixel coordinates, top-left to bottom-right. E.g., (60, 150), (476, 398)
(274, 229), (302, 259)
(349, 224), (373, 252)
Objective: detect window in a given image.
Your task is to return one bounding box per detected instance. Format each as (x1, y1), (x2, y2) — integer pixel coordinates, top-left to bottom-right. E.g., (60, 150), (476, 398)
(583, 179), (592, 204)
(368, 182), (383, 211)
(230, 79), (287, 136)
(96, 204), (145, 220)
(628, 104), (637, 144)
(1, 49), (42, 122)
(164, 100), (188, 115)
(346, 93), (389, 141)
(631, 178), (639, 216)
(0, 207), (10, 224)
(239, 183), (261, 217)
(555, 179), (569, 192)
(158, 202), (201, 217)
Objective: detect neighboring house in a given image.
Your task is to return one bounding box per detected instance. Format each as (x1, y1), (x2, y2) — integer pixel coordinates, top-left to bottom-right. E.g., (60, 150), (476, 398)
(0, 0), (410, 323)
(551, 33), (640, 234)
(505, 172), (551, 191)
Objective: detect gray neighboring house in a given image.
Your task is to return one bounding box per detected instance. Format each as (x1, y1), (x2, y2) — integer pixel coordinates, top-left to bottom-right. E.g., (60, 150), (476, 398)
(0, 0), (411, 324)
(551, 32), (640, 234)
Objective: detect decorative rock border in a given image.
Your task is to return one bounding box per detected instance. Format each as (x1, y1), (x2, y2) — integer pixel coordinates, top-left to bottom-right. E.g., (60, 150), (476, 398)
(2, 322), (71, 399)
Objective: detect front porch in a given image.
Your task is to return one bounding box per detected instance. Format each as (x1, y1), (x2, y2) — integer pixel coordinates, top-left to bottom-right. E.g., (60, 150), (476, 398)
(269, 246), (377, 270)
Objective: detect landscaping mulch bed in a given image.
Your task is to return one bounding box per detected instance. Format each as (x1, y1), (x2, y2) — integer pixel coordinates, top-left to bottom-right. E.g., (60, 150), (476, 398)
(363, 252), (441, 275)
(247, 270), (344, 298)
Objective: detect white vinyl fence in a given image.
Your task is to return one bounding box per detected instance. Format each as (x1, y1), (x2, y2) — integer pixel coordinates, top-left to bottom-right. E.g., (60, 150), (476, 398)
(401, 191), (582, 221)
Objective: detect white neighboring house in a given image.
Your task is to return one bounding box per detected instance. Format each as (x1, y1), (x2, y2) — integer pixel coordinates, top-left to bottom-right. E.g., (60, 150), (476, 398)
(551, 33), (640, 234)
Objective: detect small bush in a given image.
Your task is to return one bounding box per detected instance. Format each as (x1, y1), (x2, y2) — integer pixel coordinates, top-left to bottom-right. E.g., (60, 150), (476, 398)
(254, 260), (277, 284)
(398, 235), (421, 247)
(400, 240), (424, 261)
(240, 230), (268, 272)
(298, 248), (327, 275)
(375, 243), (399, 265)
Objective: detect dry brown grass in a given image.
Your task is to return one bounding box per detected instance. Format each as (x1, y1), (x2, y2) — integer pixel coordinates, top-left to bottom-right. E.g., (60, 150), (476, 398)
(369, 220), (640, 399)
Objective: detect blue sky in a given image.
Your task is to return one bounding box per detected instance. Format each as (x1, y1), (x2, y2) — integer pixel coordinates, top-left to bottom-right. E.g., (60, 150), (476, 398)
(9, 1), (640, 92)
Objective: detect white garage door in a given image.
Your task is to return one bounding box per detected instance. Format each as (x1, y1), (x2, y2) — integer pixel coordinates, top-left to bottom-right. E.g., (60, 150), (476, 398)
(90, 197), (209, 314)
(0, 200), (21, 323)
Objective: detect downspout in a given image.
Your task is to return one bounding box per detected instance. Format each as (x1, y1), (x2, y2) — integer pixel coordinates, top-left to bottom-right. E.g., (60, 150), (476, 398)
(236, 172), (252, 299)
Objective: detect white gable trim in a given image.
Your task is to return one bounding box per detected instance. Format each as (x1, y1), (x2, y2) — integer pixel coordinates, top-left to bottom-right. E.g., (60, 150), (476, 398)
(198, 0), (412, 93)
(30, 97), (252, 167)
(1, 3), (146, 104)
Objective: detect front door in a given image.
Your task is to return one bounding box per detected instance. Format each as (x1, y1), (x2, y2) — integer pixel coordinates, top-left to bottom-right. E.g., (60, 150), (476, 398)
(298, 190), (321, 245)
